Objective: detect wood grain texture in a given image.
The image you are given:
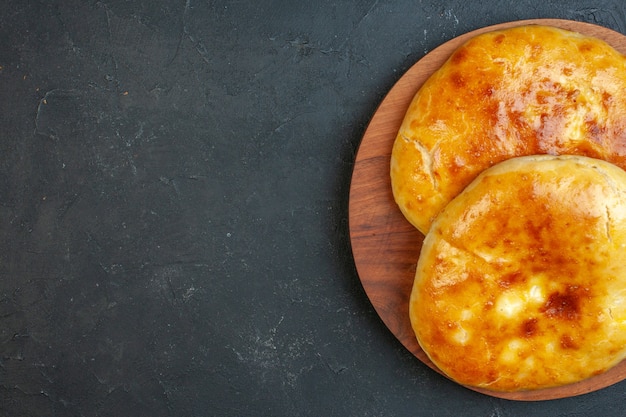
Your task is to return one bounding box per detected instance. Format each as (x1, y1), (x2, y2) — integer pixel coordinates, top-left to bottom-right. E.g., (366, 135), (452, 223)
(348, 19), (626, 401)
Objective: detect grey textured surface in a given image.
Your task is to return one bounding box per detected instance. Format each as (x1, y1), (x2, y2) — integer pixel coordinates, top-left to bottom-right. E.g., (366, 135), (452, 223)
(2, 0), (626, 416)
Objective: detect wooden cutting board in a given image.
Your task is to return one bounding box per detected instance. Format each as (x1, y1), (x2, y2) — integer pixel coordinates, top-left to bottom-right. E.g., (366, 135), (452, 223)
(348, 18), (626, 401)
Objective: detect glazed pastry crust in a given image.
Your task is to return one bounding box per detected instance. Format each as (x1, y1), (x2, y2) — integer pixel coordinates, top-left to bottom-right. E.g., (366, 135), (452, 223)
(391, 25), (626, 234)
(410, 155), (626, 391)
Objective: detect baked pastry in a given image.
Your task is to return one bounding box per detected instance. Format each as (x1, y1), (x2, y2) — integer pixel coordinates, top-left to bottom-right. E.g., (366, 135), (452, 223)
(391, 25), (626, 234)
(409, 155), (626, 391)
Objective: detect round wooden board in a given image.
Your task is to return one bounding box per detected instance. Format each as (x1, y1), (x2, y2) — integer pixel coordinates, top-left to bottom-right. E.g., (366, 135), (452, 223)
(348, 19), (626, 401)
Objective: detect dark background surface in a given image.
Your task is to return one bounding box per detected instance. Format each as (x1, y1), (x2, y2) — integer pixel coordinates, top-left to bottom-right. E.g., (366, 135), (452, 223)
(2, 1), (626, 416)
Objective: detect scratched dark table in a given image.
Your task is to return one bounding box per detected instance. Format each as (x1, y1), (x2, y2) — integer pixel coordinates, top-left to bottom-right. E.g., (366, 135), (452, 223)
(2, 1), (626, 416)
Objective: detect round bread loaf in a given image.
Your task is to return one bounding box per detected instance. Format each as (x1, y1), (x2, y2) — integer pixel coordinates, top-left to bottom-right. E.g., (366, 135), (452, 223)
(391, 25), (626, 234)
(410, 155), (626, 392)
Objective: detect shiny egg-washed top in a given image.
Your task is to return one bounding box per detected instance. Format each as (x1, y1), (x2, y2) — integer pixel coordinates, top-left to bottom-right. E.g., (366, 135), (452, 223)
(410, 155), (626, 392)
(391, 25), (626, 234)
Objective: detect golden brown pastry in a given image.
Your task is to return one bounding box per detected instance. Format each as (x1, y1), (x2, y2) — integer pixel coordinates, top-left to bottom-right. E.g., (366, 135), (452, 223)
(410, 155), (626, 391)
(391, 25), (626, 234)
